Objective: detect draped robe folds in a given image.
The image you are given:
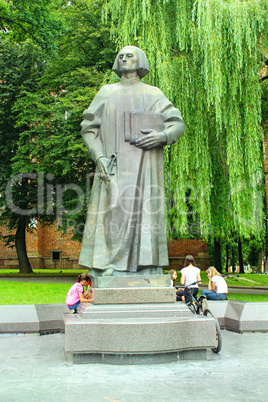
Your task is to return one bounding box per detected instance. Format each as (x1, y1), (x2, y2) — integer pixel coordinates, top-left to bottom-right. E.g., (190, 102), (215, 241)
(79, 78), (185, 273)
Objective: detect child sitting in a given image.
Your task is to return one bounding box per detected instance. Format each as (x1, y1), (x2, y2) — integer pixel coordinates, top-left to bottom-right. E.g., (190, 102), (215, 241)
(168, 269), (178, 286)
(65, 273), (94, 313)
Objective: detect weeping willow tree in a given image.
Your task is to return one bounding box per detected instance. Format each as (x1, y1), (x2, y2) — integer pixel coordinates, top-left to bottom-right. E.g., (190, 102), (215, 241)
(103, 0), (268, 244)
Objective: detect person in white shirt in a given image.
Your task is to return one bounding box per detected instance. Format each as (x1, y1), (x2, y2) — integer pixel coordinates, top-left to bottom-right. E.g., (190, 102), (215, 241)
(176, 255), (201, 302)
(201, 266), (228, 300)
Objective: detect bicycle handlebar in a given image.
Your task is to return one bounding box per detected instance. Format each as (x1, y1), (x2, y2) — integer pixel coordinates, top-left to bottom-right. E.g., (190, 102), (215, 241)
(175, 280), (202, 289)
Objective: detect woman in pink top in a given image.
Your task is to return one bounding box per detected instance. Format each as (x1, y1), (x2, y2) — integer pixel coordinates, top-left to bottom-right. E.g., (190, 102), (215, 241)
(65, 273), (94, 313)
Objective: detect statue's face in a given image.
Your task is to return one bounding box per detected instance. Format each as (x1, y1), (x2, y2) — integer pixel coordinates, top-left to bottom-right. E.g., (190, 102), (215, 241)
(118, 47), (138, 73)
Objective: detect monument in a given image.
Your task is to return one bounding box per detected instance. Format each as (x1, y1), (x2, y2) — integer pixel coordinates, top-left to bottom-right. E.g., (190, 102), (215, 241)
(79, 45), (185, 278)
(64, 47), (218, 364)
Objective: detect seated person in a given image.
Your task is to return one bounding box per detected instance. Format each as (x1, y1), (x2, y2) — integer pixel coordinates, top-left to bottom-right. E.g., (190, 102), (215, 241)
(201, 267), (228, 300)
(168, 269), (177, 287)
(176, 255), (202, 303)
(168, 269), (188, 302)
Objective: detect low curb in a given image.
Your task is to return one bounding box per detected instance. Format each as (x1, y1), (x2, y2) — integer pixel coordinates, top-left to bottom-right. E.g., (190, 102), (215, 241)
(0, 300), (268, 335)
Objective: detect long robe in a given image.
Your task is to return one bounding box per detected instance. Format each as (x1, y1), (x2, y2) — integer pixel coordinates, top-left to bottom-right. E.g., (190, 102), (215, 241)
(79, 78), (185, 272)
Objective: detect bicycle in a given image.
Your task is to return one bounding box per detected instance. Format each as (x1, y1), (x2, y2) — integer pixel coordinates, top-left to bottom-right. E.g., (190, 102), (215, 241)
(175, 280), (222, 353)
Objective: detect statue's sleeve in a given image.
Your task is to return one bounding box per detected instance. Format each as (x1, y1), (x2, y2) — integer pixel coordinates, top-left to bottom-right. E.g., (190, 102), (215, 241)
(158, 92), (186, 145)
(81, 87), (106, 162)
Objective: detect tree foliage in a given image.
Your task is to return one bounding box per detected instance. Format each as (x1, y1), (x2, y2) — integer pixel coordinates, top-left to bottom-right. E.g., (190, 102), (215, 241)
(0, 0), (116, 272)
(104, 0), (268, 241)
(1, 0), (268, 273)
(0, 0), (64, 54)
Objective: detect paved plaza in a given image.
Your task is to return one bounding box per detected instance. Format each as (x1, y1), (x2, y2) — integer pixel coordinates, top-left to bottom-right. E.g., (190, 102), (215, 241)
(0, 330), (267, 402)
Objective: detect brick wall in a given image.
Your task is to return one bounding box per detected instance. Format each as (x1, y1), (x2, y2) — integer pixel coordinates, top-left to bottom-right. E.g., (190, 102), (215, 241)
(167, 239), (209, 271)
(0, 222), (81, 270)
(167, 239), (208, 257)
(37, 225), (80, 258)
(0, 222), (209, 270)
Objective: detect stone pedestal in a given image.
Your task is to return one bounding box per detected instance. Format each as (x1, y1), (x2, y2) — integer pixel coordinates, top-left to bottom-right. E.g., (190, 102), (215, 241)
(92, 275), (175, 304)
(63, 275), (218, 364)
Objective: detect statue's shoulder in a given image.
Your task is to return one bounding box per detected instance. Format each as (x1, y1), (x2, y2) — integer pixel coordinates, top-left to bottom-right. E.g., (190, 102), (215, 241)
(141, 82), (164, 96)
(93, 83), (120, 99)
(99, 82), (120, 93)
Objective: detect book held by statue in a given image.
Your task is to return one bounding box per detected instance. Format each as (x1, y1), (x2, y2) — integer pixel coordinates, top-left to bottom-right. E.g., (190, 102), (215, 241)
(124, 112), (164, 144)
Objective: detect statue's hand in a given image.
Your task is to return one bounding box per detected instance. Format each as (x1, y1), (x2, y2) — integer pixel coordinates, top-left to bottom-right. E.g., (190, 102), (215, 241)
(96, 156), (111, 184)
(135, 130), (167, 149)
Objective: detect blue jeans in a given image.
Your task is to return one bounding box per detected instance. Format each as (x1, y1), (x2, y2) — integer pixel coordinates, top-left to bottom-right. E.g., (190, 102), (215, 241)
(201, 289), (227, 300)
(68, 301), (80, 310)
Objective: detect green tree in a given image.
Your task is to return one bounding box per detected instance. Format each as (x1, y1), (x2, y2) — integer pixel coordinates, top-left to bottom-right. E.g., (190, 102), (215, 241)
(0, 0), (64, 54)
(12, 0), (116, 240)
(104, 0), (268, 250)
(0, 41), (48, 272)
(0, 0), (64, 272)
(0, 0), (115, 272)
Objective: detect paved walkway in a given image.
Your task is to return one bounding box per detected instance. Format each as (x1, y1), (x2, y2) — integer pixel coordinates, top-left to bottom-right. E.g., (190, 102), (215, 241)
(0, 330), (267, 402)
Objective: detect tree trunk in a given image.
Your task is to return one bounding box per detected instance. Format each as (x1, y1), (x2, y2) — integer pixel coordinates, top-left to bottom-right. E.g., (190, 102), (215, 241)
(15, 218), (33, 273)
(225, 244), (229, 273)
(231, 245), (236, 272)
(238, 237), (244, 273)
(264, 220), (268, 272)
(214, 238), (222, 273)
(256, 250), (263, 273)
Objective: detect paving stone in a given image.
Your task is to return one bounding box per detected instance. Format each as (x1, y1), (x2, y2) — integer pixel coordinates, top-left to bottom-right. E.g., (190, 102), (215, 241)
(0, 305), (39, 333)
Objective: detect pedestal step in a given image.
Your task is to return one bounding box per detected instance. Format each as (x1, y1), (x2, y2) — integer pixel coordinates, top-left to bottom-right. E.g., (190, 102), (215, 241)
(93, 275), (171, 288)
(93, 287), (176, 304)
(79, 303), (192, 319)
(64, 302), (217, 363)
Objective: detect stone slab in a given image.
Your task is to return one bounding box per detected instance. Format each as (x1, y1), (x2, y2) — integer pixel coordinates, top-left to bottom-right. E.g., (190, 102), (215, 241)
(35, 304), (69, 332)
(1, 300), (267, 337)
(224, 301), (245, 332)
(65, 350), (179, 365)
(64, 313), (216, 354)
(179, 349), (207, 361)
(206, 300), (229, 328)
(93, 287), (176, 304)
(239, 302), (268, 332)
(79, 302), (192, 320)
(93, 275), (171, 288)
(0, 305), (39, 333)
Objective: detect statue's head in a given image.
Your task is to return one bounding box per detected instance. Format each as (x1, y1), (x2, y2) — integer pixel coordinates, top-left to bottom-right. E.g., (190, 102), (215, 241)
(112, 46), (149, 79)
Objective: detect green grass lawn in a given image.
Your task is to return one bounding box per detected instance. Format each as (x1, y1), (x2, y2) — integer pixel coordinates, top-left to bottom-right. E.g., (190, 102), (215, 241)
(1, 269), (268, 286)
(0, 279), (267, 305)
(0, 269), (267, 305)
(1, 281), (71, 305)
(225, 293), (268, 302)
(0, 269), (82, 277)
(199, 272), (268, 287)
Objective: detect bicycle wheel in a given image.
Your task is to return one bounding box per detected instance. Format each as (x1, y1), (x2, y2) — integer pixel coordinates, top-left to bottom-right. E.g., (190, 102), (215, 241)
(186, 302), (197, 314)
(197, 296), (208, 314)
(204, 309), (222, 353)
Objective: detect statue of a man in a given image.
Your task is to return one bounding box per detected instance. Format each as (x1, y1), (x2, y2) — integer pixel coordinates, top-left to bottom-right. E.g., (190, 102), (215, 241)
(79, 46), (185, 277)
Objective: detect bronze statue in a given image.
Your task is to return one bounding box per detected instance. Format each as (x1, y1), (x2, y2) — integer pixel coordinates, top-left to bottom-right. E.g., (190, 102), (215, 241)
(79, 46), (185, 277)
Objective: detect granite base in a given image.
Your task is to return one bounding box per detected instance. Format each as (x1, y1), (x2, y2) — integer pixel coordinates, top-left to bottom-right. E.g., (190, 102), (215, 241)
(64, 303), (217, 364)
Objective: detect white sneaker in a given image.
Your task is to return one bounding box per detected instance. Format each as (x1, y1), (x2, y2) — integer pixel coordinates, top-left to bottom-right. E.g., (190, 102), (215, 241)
(69, 309), (75, 314)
